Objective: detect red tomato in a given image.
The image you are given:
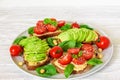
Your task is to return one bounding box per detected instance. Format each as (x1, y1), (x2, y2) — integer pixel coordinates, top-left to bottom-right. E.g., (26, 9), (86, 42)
(49, 46), (63, 58)
(10, 45), (23, 56)
(46, 24), (57, 32)
(81, 44), (94, 52)
(67, 48), (80, 54)
(95, 36), (110, 49)
(82, 50), (94, 60)
(72, 56), (86, 65)
(71, 22), (80, 28)
(58, 53), (72, 65)
(58, 20), (65, 27)
(51, 18), (57, 21)
(34, 26), (47, 34)
(36, 20), (44, 27)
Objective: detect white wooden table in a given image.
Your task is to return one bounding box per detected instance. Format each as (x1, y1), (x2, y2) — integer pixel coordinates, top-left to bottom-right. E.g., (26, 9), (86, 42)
(0, 6), (120, 80)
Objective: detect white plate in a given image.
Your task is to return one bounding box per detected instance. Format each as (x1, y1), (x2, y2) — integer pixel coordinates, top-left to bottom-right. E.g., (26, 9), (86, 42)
(10, 23), (113, 80)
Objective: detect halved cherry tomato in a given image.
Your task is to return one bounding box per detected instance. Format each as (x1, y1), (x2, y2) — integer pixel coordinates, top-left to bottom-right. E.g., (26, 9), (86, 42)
(34, 26), (47, 34)
(36, 20), (44, 27)
(10, 45), (23, 56)
(72, 56), (86, 65)
(58, 53), (72, 65)
(67, 48), (80, 54)
(81, 44), (94, 52)
(46, 24), (57, 32)
(49, 46), (63, 58)
(58, 20), (65, 27)
(82, 50), (93, 60)
(71, 22), (80, 28)
(95, 36), (110, 49)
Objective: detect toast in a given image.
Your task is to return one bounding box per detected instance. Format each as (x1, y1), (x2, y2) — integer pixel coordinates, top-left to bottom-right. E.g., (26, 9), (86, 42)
(51, 59), (93, 74)
(33, 30), (62, 39)
(24, 54), (50, 70)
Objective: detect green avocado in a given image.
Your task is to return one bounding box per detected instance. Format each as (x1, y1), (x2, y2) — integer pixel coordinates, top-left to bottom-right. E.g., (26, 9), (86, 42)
(58, 28), (98, 43)
(19, 36), (49, 62)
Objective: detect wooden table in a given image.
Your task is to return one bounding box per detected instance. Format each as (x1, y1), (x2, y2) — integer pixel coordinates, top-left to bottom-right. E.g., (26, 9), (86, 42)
(0, 6), (120, 80)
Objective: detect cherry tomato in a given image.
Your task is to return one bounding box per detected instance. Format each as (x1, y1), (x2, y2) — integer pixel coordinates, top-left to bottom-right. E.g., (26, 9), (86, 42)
(58, 53), (72, 65)
(72, 56), (86, 65)
(81, 44), (94, 52)
(58, 20), (65, 27)
(46, 24), (57, 32)
(10, 45), (23, 56)
(36, 20), (44, 27)
(67, 48), (80, 54)
(95, 36), (110, 49)
(71, 22), (80, 28)
(82, 50), (94, 60)
(34, 25), (47, 34)
(49, 46), (63, 58)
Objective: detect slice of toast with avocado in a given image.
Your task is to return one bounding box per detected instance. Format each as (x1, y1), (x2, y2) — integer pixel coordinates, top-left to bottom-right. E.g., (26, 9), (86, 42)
(19, 36), (50, 70)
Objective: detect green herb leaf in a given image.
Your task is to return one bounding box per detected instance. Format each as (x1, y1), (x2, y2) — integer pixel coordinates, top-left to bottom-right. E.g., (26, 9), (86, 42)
(43, 18), (51, 24)
(59, 40), (76, 51)
(43, 18), (57, 26)
(76, 42), (82, 48)
(87, 58), (103, 66)
(80, 24), (93, 30)
(78, 51), (83, 57)
(64, 64), (74, 78)
(60, 24), (71, 31)
(13, 36), (27, 44)
(72, 54), (78, 58)
(46, 37), (55, 47)
(36, 64), (57, 77)
(28, 27), (34, 35)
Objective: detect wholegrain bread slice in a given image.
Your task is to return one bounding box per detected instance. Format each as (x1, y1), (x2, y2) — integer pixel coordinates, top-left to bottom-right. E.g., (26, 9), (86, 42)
(33, 30), (62, 39)
(24, 54), (50, 70)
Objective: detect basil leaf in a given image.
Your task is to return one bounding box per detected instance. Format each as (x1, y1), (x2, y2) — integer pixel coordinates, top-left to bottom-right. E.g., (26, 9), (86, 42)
(43, 18), (51, 24)
(13, 36), (27, 44)
(60, 24), (71, 31)
(80, 24), (93, 30)
(64, 64), (74, 78)
(43, 18), (57, 26)
(28, 27), (34, 35)
(59, 40), (76, 51)
(76, 42), (82, 48)
(36, 64), (57, 77)
(87, 58), (103, 66)
(46, 37), (55, 47)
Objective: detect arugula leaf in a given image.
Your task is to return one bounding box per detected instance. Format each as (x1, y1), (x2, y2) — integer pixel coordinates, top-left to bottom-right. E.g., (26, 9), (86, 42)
(46, 37), (55, 47)
(64, 64), (74, 78)
(80, 24), (93, 30)
(28, 27), (34, 35)
(36, 64), (57, 77)
(78, 51), (83, 57)
(60, 24), (71, 31)
(13, 36), (27, 44)
(87, 58), (103, 66)
(58, 40), (76, 51)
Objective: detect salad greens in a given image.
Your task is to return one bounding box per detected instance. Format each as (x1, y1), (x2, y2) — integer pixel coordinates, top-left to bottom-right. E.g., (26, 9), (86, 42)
(28, 26), (34, 35)
(87, 58), (103, 66)
(36, 64), (57, 77)
(59, 40), (76, 51)
(60, 24), (71, 31)
(80, 24), (93, 30)
(43, 18), (57, 26)
(13, 36), (27, 44)
(64, 64), (74, 78)
(46, 37), (55, 47)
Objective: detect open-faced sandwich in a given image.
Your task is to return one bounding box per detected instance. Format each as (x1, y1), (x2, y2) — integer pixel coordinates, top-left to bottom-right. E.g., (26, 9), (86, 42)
(9, 18), (110, 78)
